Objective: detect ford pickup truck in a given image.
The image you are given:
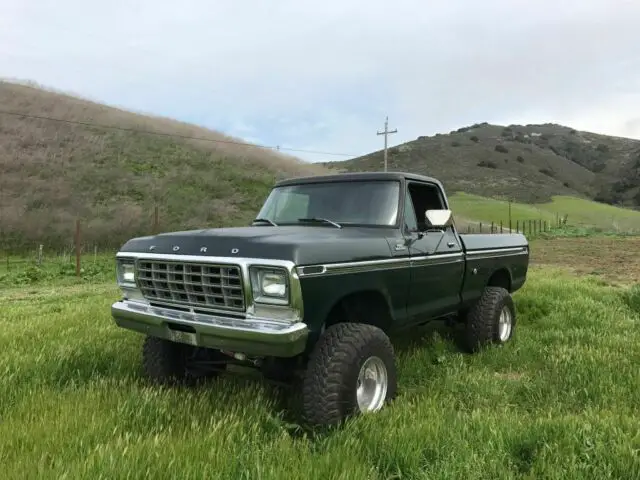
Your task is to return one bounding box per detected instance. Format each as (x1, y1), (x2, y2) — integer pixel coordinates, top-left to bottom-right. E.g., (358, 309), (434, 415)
(111, 171), (529, 426)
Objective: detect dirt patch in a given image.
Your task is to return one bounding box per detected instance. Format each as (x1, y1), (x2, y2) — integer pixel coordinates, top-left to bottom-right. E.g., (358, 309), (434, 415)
(529, 236), (640, 285)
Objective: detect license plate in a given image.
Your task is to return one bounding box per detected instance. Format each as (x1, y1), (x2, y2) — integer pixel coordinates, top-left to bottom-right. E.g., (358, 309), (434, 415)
(169, 330), (198, 346)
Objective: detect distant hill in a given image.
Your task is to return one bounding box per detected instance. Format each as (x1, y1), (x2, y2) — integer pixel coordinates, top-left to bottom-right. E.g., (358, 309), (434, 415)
(3, 80), (639, 251)
(0, 80), (329, 250)
(324, 122), (640, 207)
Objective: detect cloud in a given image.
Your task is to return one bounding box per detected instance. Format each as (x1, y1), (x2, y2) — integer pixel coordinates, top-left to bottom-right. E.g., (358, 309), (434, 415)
(1, 0), (639, 162)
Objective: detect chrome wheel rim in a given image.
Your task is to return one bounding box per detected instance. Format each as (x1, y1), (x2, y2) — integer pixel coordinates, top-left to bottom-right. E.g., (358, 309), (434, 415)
(498, 305), (512, 342)
(356, 356), (388, 412)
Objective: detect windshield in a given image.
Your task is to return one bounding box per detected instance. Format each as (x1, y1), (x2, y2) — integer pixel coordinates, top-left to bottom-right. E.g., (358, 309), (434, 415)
(255, 180), (401, 227)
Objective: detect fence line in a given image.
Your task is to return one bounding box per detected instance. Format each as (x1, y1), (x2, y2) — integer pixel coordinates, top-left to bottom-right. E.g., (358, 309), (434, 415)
(1, 212), (575, 277)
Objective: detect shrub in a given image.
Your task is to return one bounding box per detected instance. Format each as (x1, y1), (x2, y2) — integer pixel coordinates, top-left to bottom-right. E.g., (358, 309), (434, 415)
(477, 160), (497, 169)
(516, 155), (525, 163)
(451, 141), (461, 147)
(470, 136), (479, 143)
(495, 145), (509, 154)
(539, 168), (555, 177)
(623, 284), (640, 314)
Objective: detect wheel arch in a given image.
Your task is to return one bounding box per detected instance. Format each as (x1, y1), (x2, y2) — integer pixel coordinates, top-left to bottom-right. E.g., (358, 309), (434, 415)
(486, 267), (512, 292)
(323, 288), (394, 334)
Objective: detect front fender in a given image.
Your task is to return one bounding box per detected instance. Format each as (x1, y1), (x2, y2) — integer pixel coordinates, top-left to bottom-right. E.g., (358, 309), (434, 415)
(297, 263), (410, 342)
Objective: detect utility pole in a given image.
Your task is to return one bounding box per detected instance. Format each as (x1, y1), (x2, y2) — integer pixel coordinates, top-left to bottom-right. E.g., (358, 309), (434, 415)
(376, 116), (397, 172)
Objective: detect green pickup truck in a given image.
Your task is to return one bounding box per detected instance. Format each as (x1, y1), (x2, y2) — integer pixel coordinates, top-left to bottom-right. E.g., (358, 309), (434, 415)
(111, 171), (529, 426)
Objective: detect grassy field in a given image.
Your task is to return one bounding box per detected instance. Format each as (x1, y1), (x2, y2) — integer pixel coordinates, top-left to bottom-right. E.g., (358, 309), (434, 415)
(1, 237), (640, 479)
(449, 192), (640, 233)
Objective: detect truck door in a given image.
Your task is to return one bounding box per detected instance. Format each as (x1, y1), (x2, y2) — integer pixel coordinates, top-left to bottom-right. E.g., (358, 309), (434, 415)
(402, 181), (465, 320)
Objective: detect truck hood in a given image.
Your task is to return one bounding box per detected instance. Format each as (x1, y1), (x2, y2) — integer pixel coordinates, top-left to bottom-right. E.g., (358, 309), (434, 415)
(118, 226), (396, 265)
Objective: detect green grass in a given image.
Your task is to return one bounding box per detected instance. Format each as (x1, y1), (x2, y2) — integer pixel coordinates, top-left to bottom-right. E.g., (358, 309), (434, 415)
(449, 192), (640, 233)
(2, 268), (640, 479)
(0, 253), (116, 288)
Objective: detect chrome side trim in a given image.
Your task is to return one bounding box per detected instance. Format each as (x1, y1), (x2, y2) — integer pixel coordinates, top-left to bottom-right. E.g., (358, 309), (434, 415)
(410, 255), (465, 267)
(465, 247), (528, 258)
(115, 252), (303, 322)
(467, 247), (529, 256)
(297, 252), (464, 277)
(296, 247), (527, 278)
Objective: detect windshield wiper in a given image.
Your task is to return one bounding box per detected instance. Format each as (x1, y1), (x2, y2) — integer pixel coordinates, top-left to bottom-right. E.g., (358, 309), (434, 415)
(297, 217), (342, 229)
(253, 217), (278, 226)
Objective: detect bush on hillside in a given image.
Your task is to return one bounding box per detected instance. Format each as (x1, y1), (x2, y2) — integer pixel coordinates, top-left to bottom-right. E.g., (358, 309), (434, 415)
(539, 168), (555, 177)
(470, 136), (479, 143)
(495, 145), (509, 154)
(516, 155), (525, 163)
(477, 160), (497, 169)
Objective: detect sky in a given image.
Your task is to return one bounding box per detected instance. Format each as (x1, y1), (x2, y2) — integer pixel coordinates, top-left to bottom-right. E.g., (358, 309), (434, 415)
(1, 0), (640, 163)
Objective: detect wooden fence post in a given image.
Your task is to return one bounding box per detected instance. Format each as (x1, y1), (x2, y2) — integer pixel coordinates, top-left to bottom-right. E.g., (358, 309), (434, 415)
(75, 219), (81, 277)
(491, 221), (494, 234)
(153, 205), (159, 234)
(516, 220), (519, 233)
(500, 221), (503, 233)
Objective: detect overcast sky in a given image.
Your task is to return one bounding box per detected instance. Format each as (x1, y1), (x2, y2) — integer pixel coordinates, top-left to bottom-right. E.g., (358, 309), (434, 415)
(1, 0), (639, 162)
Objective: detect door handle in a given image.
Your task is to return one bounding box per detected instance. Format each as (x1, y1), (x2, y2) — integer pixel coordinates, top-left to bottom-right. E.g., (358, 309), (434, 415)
(447, 242), (456, 248)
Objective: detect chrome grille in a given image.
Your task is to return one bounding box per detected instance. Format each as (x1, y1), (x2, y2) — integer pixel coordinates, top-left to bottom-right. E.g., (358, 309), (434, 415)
(136, 260), (245, 312)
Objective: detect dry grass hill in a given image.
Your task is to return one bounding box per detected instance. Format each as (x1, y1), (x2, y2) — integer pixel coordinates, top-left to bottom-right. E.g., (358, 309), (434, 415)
(0, 80), (329, 250)
(2, 80), (640, 251)
(324, 122), (640, 207)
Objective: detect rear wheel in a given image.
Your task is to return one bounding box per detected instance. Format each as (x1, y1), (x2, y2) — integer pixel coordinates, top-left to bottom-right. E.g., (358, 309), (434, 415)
(301, 323), (397, 427)
(463, 286), (516, 352)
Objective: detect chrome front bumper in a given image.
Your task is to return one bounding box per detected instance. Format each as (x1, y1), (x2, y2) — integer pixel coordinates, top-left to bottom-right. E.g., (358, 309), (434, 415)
(111, 300), (309, 357)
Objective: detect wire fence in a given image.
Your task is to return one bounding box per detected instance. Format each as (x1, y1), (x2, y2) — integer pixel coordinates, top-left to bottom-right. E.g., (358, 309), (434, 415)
(0, 212), (578, 281)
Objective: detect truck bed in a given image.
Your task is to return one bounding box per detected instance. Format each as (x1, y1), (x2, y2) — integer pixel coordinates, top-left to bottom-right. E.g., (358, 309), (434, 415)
(457, 232), (529, 305)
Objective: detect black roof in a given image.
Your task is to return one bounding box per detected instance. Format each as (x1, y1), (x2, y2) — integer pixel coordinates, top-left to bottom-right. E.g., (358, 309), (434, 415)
(275, 171), (444, 189)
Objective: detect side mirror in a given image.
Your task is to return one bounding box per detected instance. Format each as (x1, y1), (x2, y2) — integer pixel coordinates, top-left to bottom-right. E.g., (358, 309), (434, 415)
(425, 209), (453, 228)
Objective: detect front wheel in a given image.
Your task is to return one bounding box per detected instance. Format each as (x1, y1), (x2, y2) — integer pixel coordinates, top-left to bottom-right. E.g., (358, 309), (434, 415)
(463, 286), (516, 352)
(142, 336), (227, 385)
(301, 323), (397, 427)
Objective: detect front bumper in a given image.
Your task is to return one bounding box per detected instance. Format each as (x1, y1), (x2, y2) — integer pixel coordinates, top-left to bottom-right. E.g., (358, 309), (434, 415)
(111, 300), (309, 357)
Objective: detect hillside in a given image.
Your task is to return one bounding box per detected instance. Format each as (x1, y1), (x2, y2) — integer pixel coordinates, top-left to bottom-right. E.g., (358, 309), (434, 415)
(0, 81), (329, 250)
(324, 122), (640, 207)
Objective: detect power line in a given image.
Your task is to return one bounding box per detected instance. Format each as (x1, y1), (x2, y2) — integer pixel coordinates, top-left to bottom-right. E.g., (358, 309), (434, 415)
(376, 116), (397, 172)
(0, 109), (359, 158)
